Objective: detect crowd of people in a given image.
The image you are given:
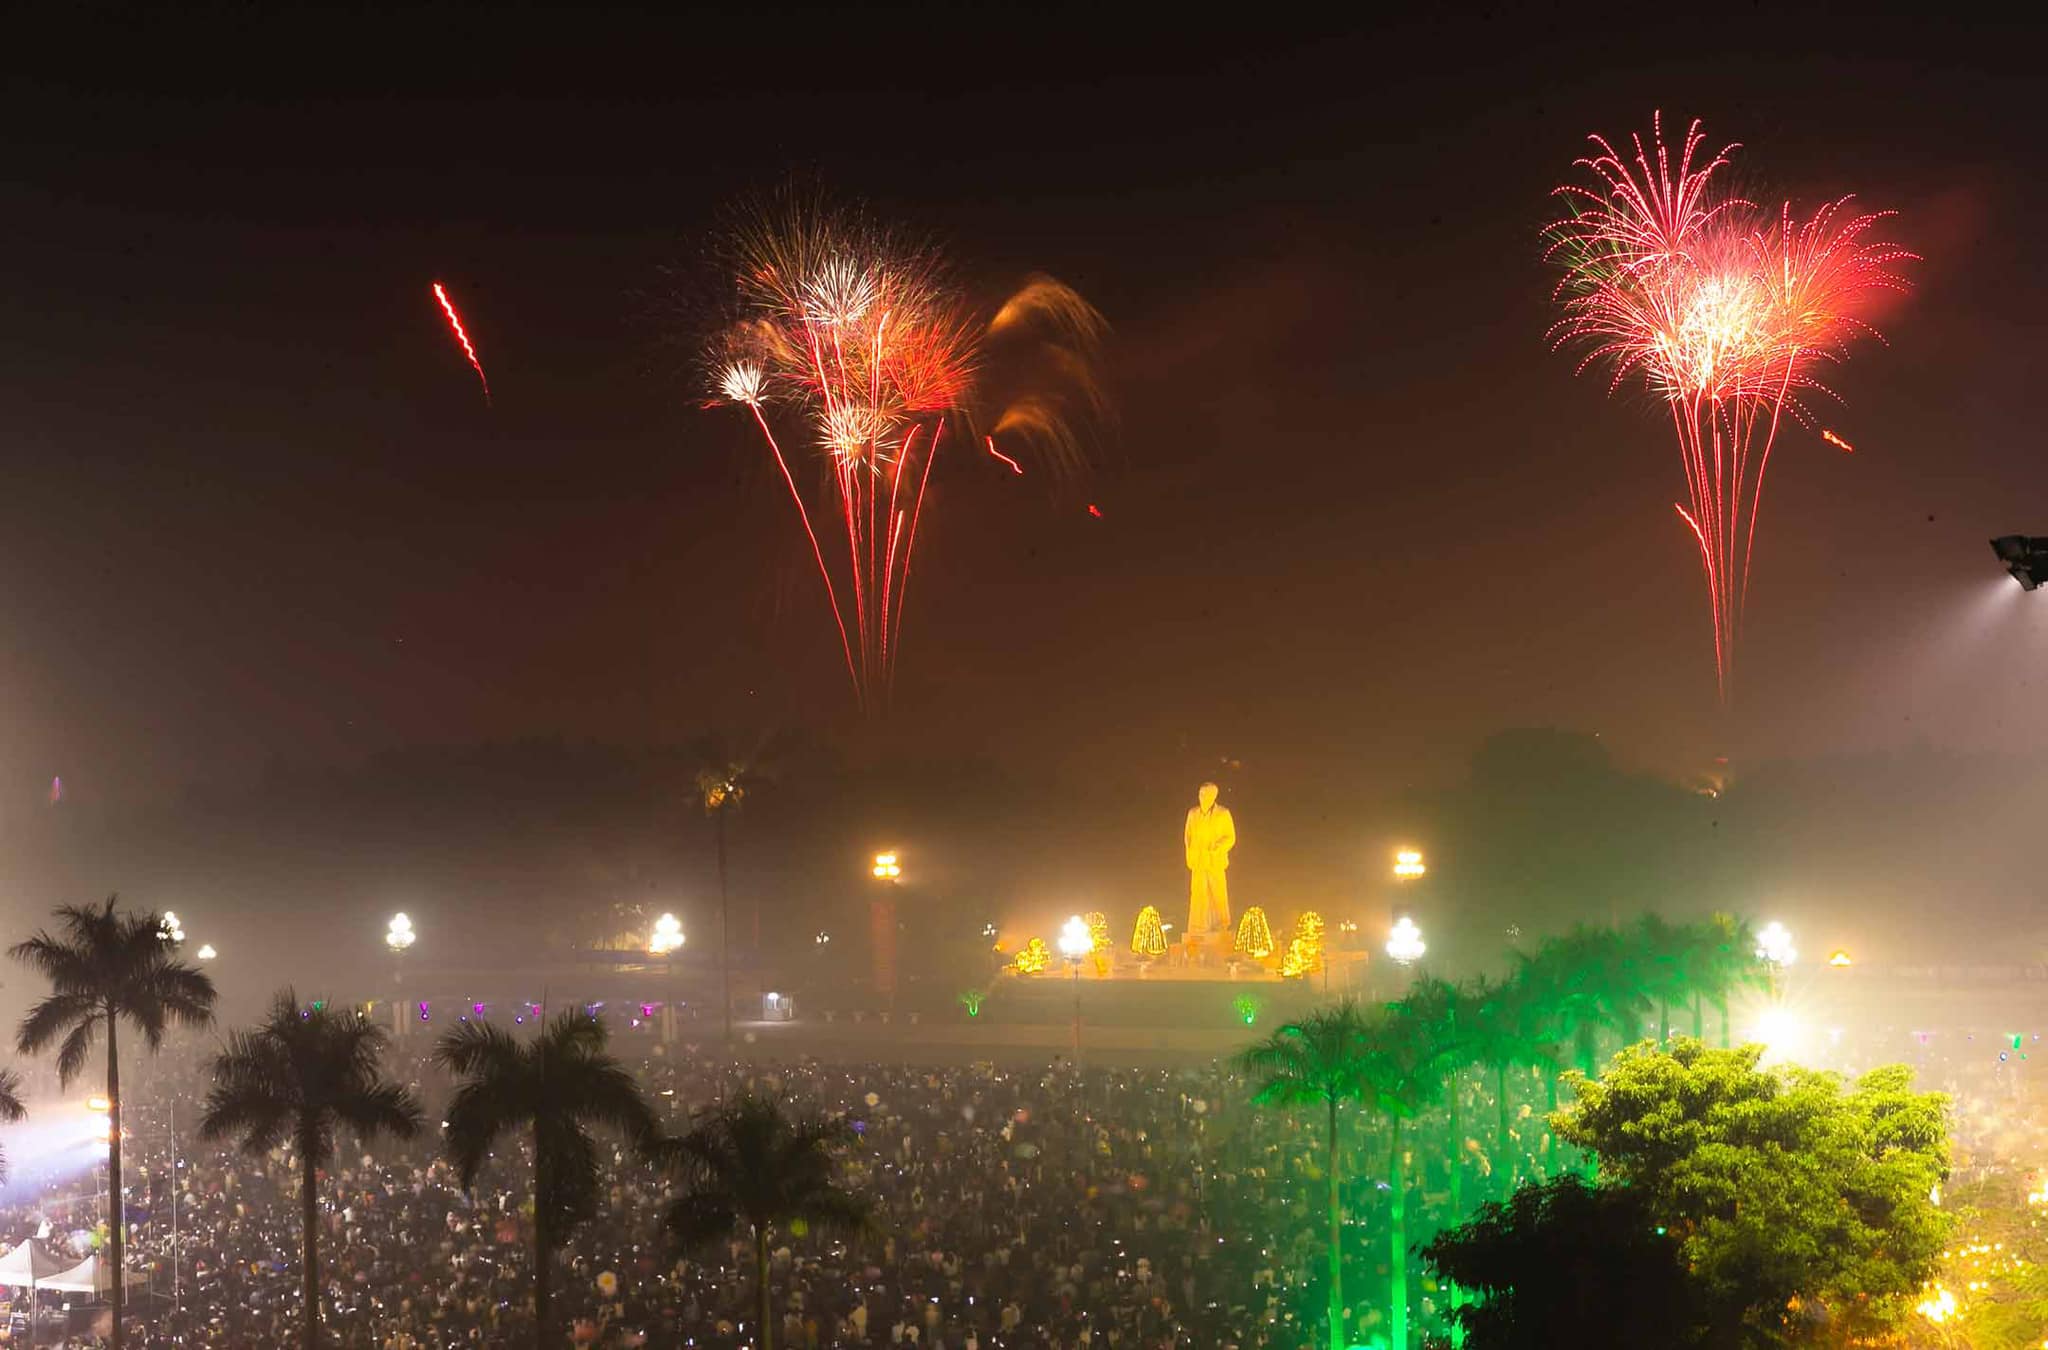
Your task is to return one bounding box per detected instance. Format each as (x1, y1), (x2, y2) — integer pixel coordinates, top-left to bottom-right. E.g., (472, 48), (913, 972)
(0, 1013), (2035, 1349)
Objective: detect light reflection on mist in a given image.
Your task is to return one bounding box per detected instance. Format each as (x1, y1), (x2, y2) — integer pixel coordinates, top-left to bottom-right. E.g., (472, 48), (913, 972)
(0, 1097), (114, 1206)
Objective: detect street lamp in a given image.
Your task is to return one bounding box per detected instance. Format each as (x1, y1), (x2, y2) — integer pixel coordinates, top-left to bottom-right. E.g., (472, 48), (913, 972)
(386, 913), (416, 1036)
(1386, 915), (1427, 965)
(195, 943), (217, 962)
(1755, 921), (1795, 968)
(159, 910), (185, 944)
(648, 913), (685, 956)
(1058, 915), (1092, 1062)
(1393, 848), (1427, 880)
(869, 851), (904, 1014)
(871, 851), (902, 880)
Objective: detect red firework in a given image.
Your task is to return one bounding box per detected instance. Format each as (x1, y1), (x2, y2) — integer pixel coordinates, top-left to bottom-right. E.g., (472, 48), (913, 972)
(1548, 114), (1913, 701)
(706, 195), (1104, 709)
(432, 282), (490, 404)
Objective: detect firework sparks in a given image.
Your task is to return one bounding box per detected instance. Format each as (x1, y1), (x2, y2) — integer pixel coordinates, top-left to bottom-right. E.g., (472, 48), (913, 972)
(431, 282), (490, 404)
(1548, 113), (1913, 702)
(1821, 428), (1855, 452)
(702, 192), (1106, 708)
(984, 436), (1024, 474)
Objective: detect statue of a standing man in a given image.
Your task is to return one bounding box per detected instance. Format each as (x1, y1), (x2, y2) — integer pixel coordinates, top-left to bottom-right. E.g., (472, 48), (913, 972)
(1184, 781), (1236, 945)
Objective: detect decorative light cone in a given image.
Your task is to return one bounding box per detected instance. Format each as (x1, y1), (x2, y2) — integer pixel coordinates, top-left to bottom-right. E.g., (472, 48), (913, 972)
(1011, 937), (1052, 975)
(1280, 911), (1326, 979)
(1235, 906), (1275, 960)
(1130, 906), (1166, 959)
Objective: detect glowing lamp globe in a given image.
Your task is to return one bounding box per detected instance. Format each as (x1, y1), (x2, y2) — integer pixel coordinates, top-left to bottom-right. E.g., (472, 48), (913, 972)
(385, 912), (416, 953)
(159, 910), (185, 943)
(1754, 921), (1796, 967)
(1393, 849), (1427, 880)
(196, 943), (217, 961)
(1058, 915), (1092, 962)
(871, 851), (902, 880)
(1386, 916), (1426, 965)
(649, 912), (685, 956)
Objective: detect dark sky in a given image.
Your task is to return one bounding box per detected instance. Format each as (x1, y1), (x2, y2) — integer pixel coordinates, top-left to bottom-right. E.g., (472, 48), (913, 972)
(1, 11), (2043, 865)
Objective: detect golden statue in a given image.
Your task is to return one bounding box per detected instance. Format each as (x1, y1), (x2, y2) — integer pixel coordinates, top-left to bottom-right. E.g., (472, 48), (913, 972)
(1184, 781), (1236, 942)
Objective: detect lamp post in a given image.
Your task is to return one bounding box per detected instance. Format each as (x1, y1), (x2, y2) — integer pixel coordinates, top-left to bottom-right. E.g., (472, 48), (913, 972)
(1386, 916), (1427, 966)
(1058, 915), (1092, 1063)
(870, 852), (902, 1015)
(650, 914), (685, 1044)
(1755, 920), (1795, 997)
(386, 913), (416, 1035)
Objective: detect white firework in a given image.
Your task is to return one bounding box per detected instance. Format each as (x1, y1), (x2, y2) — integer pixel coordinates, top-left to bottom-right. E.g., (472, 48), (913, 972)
(800, 256), (882, 327)
(718, 361), (766, 406)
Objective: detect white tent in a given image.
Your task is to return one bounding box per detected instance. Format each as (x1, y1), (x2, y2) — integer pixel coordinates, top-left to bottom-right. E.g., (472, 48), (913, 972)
(38, 1253), (147, 1295)
(0, 1242), (71, 1288)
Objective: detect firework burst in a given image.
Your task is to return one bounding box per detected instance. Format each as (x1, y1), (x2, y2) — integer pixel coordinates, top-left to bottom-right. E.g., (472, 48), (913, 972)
(704, 191), (1105, 708)
(1548, 113), (1913, 702)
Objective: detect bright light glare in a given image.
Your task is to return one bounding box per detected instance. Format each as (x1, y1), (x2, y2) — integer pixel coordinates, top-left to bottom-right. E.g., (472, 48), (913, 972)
(1386, 916), (1427, 964)
(871, 851), (902, 880)
(1747, 1004), (1810, 1065)
(385, 912), (416, 952)
(1393, 849), (1427, 879)
(649, 912), (685, 955)
(1058, 915), (1092, 961)
(1755, 920), (1796, 967)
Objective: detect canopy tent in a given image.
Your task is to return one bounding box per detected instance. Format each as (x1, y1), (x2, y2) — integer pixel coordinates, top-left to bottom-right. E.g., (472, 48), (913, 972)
(37, 1253), (148, 1295)
(0, 1243), (71, 1289)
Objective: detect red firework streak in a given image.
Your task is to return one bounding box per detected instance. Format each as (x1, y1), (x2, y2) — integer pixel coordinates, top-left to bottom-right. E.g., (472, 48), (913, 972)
(984, 436), (1023, 474)
(1821, 428), (1854, 452)
(432, 282), (491, 404)
(1548, 114), (1912, 702)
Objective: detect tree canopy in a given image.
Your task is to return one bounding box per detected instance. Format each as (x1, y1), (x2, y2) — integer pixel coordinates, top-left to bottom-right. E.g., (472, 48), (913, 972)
(1555, 1040), (1951, 1346)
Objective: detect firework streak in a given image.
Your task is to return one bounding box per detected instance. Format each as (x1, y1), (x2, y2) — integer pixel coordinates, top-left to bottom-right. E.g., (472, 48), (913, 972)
(1547, 114), (1913, 701)
(432, 282), (490, 404)
(706, 197), (1104, 709)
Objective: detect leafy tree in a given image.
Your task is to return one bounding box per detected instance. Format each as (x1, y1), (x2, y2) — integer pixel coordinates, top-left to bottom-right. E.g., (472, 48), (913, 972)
(435, 1009), (658, 1345)
(1238, 1001), (1377, 1350)
(12, 897), (217, 1349)
(1557, 1039), (1951, 1346)
(1923, 1171), (2048, 1349)
(657, 1092), (871, 1350)
(1423, 1174), (1704, 1349)
(201, 990), (423, 1349)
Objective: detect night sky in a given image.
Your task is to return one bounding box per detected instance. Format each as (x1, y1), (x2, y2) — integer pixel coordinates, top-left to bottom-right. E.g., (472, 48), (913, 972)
(1, 12), (2043, 969)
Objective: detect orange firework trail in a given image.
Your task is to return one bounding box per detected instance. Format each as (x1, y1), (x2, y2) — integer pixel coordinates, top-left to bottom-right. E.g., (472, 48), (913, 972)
(431, 282), (490, 404)
(1548, 113), (1913, 702)
(1821, 428), (1854, 452)
(703, 192), (1106, 710)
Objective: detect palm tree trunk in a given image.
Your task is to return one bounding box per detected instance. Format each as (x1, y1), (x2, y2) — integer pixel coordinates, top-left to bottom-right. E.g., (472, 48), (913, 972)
(533, 1123), (551, 1348)
(1692, 992), (1704, 1041)
(1495, 1063), (1512, 1198)
(757, 1227), (774, 1350)
(1719, 999), (1731, 1049)
(1325, 1095), (1343, 1350)
(1658, 1000), (1670, 1045)
(717, 809), (733, 1050)
(1388, 1116), (1407, 1350)
(105, 1006), (125, 1350)
(301, 1147), (321, 1350)
(1543, 1073), (1559, 1174)
(1444, 1079), (1465, 1346)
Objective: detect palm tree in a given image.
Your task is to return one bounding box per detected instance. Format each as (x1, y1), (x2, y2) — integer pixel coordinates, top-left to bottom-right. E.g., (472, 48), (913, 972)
(435, 1008), (658, 1345)
(0, 1070), (26, 1177)
(1238, 1000), (1378, 1350)
(12, 896), (216, 1349)
(1464, 976), (1557, 1198)
(657, 1092), (871, 1350)
(1358, 1004), (1448, 1350)
(200, 990), (422, 1350)
(1629, 914), (1692, 1045)
(1696, 912), (1766, 1046)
